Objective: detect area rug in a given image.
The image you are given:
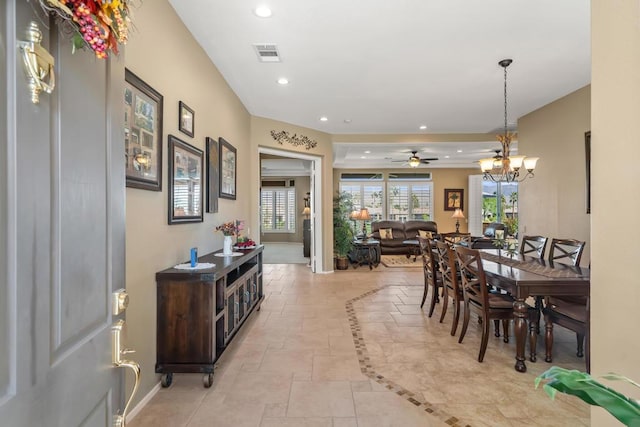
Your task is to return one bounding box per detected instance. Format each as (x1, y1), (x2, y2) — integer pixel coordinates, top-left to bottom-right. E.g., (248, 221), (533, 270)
(380, 254), (422, 268)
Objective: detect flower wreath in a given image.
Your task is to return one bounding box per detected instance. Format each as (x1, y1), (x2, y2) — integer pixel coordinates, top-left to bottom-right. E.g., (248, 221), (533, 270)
(39, 0), (133, 59)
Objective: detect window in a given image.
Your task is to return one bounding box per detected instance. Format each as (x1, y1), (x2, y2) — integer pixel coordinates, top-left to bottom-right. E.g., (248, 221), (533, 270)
(261, 187), (296, 232)
(482, 181), (518, 236)
(339, 173), (433, 222)
(387, 181), (433, 221)
(339, 182), (384, 220)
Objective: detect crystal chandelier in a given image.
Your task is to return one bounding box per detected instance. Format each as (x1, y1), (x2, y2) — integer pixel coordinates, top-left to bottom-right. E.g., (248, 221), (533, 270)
(479, 59), (539, 182)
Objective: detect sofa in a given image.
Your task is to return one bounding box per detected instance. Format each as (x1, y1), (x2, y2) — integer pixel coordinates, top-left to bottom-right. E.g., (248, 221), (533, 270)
(370, 220), (438, 255)
(468, 222), (506, 249)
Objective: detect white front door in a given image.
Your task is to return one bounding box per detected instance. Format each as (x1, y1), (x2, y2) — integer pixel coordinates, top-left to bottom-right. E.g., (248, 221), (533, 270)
(0, 2), (129, 426)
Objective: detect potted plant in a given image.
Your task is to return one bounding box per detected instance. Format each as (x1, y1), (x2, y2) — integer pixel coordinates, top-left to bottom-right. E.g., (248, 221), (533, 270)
(333, 191), (354, 270)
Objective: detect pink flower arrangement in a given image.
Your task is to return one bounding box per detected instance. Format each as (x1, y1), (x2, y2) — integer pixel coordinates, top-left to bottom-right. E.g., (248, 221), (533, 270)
(215, 221), (237, 236)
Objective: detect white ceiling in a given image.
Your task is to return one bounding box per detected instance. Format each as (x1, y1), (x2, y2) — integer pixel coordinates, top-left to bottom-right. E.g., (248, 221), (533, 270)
(169, 0), (590, 169)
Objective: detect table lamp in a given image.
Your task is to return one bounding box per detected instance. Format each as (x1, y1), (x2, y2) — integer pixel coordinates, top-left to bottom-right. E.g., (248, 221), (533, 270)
(349, 210), (360, 234)
(358, 208), (371, 237)
(452, 208), (465, 233)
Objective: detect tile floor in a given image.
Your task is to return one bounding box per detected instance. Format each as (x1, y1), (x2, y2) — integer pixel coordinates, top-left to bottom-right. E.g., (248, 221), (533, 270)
(129, 264), (590, 427)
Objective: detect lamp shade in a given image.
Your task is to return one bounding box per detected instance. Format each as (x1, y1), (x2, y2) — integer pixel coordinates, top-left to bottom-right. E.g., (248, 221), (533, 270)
(302, 206), (311, 215)
(523, 157), (539, 170)
(349, 210), (359, 220)
(479, 158), (495, 172)
(358, 208), (371, 221)
(451, 208), (465, 219)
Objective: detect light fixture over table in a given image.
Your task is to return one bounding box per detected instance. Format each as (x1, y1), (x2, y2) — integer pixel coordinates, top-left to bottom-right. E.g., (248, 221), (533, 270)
(479, 59), (539, 182)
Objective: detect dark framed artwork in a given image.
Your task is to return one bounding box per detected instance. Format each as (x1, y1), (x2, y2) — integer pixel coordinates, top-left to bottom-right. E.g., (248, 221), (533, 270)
(168, 134), (204, 224)
(444, 188), (464, 211)
(205, 137), (219, 213)
(178, 101), (194, 138)
(219, 137), (237, 200)
(585, 131), (591, 214)
(124, 69), (163, 191)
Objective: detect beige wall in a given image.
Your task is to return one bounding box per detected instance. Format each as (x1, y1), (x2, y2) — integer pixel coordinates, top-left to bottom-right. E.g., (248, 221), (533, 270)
(591, 1), (640, 424)
(125, 0), (251, 405)
(250, 116), (334, 271)
(332, 168), (478, 233)
(518, 85), (591, 266)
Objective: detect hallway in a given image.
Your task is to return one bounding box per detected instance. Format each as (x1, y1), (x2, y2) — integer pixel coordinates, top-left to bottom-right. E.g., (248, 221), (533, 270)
(130, 264), (589, 427)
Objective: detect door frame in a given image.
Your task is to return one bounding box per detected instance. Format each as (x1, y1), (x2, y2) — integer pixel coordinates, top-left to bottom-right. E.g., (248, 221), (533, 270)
(258, 147), (323, 273)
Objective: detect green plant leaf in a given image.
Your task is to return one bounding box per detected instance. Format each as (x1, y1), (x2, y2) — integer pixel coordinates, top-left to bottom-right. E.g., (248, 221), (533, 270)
(536, 367), (640, 426)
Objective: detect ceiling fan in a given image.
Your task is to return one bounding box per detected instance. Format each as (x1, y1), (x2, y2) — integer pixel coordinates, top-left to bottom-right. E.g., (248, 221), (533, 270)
(391, 151), (439, 168)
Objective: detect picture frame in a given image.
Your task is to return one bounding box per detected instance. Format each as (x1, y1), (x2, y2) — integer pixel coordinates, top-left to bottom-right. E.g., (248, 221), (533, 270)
(205, 137), (219, 213)
(124, 69), (163, 191)
(168, 134), (204, 224)
(444, 188), (464, 211)
(585, 131), (591, 214)
(219, 137), (237, 200)
(178, 101), (194, 138)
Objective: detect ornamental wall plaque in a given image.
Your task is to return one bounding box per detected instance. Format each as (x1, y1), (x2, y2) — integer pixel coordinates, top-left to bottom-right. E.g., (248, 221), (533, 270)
(270, 130), (318, 150)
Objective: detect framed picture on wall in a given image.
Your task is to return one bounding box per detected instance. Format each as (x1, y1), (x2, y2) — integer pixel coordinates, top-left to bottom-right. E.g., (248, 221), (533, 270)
(168, 135), (204, 224)
(444, 188), (464, 211)
(219, 137), (237, 200)
(124, 69), (163, 191)
(206, 137), (219, 213)
(178, 101), (194, 138)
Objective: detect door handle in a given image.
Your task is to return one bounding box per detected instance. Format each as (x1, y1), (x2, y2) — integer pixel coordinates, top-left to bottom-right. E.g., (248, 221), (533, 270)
(18, 21), (55, 104)
(112, 320), (140, 427)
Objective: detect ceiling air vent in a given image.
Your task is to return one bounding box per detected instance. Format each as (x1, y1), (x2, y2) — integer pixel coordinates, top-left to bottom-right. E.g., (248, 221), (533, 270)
(253, 44), (281, 62)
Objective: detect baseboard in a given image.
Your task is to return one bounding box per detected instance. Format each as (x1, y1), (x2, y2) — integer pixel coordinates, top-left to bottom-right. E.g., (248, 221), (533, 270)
(126, 380), (162, 423)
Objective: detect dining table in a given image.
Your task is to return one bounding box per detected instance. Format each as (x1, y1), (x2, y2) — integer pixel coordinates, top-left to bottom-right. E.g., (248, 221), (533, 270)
(477, 249), (590, 373)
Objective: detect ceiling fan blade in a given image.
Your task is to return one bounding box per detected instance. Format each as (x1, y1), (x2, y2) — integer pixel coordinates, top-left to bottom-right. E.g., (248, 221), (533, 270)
(420, 158), (439, 162)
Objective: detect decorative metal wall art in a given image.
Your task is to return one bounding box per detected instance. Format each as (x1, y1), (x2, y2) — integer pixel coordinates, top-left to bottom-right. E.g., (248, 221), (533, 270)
(270, 130), (318, 150)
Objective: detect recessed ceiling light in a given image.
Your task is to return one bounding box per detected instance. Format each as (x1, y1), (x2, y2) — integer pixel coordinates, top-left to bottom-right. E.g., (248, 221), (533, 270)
(445, 155), (450, 159)
(457, 149), (463, 153)
(364, 150), (371, 154)
(419, 125), (427, 130)
(344, 119), (352, 124)
(277, 77), (289, 85)
(360, 156), (366, 159)
(320, 116), (328, 122)
(254, 6), (272, 17)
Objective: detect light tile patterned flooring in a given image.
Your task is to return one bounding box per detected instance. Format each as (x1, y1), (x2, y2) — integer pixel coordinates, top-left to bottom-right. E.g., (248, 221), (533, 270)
(130, 264), (590, 427)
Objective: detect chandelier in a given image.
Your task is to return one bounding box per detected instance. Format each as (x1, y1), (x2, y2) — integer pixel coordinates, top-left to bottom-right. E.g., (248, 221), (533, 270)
(479, 59), (539, 182)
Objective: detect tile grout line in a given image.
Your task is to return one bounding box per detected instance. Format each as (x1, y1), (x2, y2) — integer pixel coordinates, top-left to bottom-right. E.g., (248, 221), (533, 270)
(345, 285), (472, 427)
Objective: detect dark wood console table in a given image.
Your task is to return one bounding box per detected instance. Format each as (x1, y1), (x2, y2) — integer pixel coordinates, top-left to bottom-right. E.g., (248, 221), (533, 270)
(155, 246), (264, 387)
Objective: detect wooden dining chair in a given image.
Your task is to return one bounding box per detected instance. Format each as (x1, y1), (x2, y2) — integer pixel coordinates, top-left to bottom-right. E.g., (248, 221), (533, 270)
(520, 235), (548, 335)
(454, 246), (516, 362)
(519, 235), (548, 259)
(418, 237), (442, 317)
(543, 238), (588, 365)
(434, 240), (464, 336)
(547, 238), (585, 266)
(442, 233), (471, 246)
